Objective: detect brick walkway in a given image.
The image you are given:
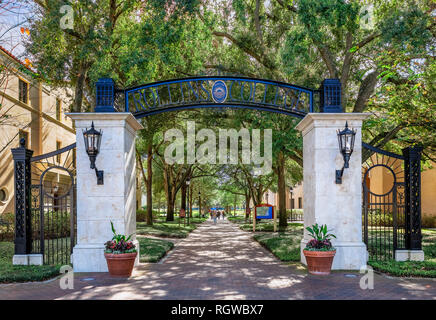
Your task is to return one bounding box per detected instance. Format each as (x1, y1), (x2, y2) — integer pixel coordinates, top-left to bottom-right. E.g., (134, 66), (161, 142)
(1, 218), (435, 300)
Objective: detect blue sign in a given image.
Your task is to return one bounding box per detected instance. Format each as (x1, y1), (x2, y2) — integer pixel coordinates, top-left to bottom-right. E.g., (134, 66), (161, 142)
(255, 205), (274, 219)
(212, 80), (228, 103)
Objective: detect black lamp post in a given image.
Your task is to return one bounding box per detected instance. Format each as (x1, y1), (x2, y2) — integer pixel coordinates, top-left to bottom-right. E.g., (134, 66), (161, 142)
(198, 191), (201, 219)
(83, 121), (104, 185)
(186, 177), (190, 225)
(336, 121), (357, 184)
(289, 186), (294, 210)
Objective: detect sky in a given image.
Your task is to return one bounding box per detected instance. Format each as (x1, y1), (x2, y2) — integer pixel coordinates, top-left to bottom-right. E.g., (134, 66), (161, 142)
(0, 1), (34, 58)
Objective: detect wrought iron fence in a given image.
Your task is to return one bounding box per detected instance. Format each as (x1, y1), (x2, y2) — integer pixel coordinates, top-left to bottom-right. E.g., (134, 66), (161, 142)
(362, 143), (422, 261)
(287, 209), (304, 222)
(29, 143), (77, 265)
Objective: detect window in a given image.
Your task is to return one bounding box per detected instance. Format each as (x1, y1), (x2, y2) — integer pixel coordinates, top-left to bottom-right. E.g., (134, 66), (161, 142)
(56, 98), (62, 121)
(0, 188), (7, 202)
(18, 79), (28, 104)
(18, 130), (29, 148)
(298, 197), (302, 209)
(56, 141), (61, 163)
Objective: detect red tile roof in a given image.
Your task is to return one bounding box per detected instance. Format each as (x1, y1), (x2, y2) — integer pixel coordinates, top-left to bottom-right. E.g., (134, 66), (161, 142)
(0, 45), (35, 72)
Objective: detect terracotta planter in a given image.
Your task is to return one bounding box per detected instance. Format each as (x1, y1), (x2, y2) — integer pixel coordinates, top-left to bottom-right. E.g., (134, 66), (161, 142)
(104, 252), (137, 277)
(303, 250), (336, 275)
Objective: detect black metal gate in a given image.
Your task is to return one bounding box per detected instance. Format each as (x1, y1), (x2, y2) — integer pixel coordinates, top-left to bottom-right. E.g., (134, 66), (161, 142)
(29, 143), (77, 265)
(362, 143), (422, 261)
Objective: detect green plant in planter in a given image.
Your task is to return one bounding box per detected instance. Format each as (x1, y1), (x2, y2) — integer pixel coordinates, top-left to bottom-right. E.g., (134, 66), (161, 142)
(305, 223), (336, 251)
(104, 221), (136, 254)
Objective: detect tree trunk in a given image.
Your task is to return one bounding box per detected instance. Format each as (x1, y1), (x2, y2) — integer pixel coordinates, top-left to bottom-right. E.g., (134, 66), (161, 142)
(245, 193), (251, 220)
(73, 63), (88, 112)
(253, 189), (263, 206)
(166, 195), (175, 221)
(146, 143), (153, 225)
(233, 194), (236, 216)
(277, 151), (288, 227)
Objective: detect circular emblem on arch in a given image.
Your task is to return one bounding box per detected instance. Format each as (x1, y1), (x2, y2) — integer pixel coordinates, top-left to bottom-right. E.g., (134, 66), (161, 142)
(212, 80), (228, 103)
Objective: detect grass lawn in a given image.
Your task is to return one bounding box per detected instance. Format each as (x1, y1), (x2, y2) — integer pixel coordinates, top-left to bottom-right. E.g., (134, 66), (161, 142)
(138, 237), (174, 263)
(227, 215), (247, 223)
(137, 217), (207, 238)
(367, 228), (436, 278)
(0, 242), (61, 283)
(253, 225), (304, 261)
(230, 215), (303, 233)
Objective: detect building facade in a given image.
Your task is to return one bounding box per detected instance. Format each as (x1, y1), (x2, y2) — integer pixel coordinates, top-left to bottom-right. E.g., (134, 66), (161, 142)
(0, 46), (143, 217)
(0, 46), (75, 215)
(262, 183), (304, 211)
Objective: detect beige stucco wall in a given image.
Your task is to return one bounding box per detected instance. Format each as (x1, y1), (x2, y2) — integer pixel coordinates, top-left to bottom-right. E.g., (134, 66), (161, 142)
(421, 162), (436, 218)
(266, 182), (304, 211)
(367, 156), (436, 218)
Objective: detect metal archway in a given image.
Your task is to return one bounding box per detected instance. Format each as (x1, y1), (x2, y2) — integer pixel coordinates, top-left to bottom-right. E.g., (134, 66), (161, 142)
(94, 77), (343, 118)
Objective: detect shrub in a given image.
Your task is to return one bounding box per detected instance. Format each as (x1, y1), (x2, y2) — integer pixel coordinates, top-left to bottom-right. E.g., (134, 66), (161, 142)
(136, 208), (161, 222)
(363, 209), (394, 227)
(1, 211), (73, 241)
(136, 210), (147, 222)
(0, 213), (14, 241)
(422, 215), (436, 228)
(42, 212), (72, 239)
(286, 209), (303, 220)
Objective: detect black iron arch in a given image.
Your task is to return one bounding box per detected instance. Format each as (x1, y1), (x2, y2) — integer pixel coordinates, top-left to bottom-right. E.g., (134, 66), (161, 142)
(95, 76), (343, 118)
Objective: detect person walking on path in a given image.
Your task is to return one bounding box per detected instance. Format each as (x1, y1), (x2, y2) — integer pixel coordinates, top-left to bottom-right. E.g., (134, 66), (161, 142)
(217, 211), (221, 220)
(212, 211), (217, 224)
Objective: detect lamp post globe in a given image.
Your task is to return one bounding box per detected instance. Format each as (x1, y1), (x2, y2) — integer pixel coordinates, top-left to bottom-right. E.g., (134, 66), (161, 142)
(289, 186), (293, 210)
(335, 121), (357, 184)
(83, 121), (102, 169)
(82, 121), (104, 185)
(337, 121), (356, 169)
(186, 178), (191, 224)
(198, 191), (201, 218)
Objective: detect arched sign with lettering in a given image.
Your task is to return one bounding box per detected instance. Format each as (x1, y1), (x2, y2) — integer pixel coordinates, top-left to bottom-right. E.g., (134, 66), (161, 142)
(121, 76), (319, 119)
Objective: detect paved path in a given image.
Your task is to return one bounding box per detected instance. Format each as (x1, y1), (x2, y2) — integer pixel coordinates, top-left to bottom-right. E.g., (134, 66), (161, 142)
(1, 219), (435, 300)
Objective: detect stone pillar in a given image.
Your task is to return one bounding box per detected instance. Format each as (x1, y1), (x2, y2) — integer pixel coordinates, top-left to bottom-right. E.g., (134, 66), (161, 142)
(295, 113), (369, 270)
(66, 113), (143, 272)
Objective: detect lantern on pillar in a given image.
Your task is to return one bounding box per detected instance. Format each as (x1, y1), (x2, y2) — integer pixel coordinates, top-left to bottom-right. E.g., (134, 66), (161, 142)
(83, 121), (104, 185)
(336, 121), (356, 184)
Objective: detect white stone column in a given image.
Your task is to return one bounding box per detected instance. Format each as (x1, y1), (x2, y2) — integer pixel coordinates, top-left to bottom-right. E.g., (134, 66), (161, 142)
(66, 113), (143, 272)
(295, 113), (369, 270)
